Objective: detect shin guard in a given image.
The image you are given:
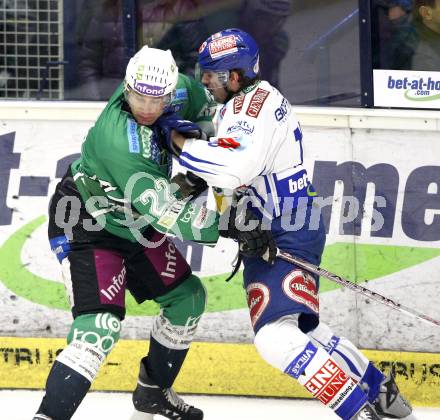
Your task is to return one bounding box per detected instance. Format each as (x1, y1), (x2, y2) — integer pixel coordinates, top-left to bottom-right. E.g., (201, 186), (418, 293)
(255, 316), (369, 420)
(308, 322), (385, 402)
(285, 344), (369, 419)
(145, 274), (206, 388)
(34, 313), (121, 420)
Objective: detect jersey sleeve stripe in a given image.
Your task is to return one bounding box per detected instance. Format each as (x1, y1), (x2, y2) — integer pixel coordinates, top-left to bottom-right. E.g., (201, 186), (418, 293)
(180, 151), (225, 166)
(178, 158), (216, 175)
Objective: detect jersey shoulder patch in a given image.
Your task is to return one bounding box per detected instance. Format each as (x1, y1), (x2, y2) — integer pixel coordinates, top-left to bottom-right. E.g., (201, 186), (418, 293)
(245, 87), (270, 118)
(174, 87), (189, 102)
(233, 95), (245, 114)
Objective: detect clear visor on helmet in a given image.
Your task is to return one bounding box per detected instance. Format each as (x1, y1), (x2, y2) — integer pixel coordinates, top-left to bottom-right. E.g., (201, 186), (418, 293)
(195, 63), (229, 88)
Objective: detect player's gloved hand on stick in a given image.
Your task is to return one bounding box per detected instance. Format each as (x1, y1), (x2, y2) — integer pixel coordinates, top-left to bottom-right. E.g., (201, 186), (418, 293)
(156, 111), (207, 156)
(219, 206), (277, 264)
(171, 171), (208, 200)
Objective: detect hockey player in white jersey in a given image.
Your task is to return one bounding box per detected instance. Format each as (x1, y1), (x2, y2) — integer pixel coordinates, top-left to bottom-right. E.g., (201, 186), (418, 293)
(172, 28), (416, 420)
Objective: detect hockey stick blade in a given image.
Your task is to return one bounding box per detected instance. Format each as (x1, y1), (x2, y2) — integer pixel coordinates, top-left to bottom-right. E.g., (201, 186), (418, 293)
(277, 249), (440, 328)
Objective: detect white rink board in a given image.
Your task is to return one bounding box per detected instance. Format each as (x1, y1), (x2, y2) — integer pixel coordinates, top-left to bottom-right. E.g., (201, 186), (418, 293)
(0, 105), (440, 352)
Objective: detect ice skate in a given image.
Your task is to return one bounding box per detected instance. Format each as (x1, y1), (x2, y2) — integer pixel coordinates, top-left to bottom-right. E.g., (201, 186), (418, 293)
(132, 363), (203, 420)
(373, 374), (416, 419)
(352, 402), (381, 420)
(32, 415), (53, 420)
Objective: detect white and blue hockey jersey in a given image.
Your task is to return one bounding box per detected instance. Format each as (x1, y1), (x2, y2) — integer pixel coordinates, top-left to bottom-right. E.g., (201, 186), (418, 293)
(179, 80), (316, 220)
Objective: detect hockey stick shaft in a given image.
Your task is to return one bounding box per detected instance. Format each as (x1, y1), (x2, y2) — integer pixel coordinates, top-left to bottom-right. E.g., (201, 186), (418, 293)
(276, 249), (440, 328)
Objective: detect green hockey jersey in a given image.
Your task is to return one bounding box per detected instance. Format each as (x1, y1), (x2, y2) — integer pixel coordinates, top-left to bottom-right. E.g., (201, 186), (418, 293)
(169, 73), (217, 136)
(71, 74), (219, 244)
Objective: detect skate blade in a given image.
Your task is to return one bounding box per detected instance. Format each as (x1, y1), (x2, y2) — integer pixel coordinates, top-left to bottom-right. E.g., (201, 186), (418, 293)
(128, 409), (155, 420)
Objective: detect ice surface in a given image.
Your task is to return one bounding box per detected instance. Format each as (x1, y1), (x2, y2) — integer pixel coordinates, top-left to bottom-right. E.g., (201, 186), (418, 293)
(1, 390), (439, 420)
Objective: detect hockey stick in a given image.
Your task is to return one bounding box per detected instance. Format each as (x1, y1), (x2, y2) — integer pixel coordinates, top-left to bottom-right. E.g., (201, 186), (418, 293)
(276, 249), (440, 328)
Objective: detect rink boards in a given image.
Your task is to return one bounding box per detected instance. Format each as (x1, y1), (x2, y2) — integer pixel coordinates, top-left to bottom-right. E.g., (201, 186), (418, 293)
(0, 103), (440, 402)
(0, 336), (439, 407)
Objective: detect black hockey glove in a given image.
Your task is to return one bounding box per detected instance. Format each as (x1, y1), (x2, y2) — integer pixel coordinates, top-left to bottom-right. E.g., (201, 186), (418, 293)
(171, 171), (208, 200)
(156, 111), (207, 157)
(219, 206), (277, 264)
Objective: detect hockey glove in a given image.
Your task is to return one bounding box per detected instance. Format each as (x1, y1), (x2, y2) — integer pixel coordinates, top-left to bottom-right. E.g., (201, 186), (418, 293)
(156, 111), (207, 157)
(171, 171), (208, 200)
(219, 206), (277, 264)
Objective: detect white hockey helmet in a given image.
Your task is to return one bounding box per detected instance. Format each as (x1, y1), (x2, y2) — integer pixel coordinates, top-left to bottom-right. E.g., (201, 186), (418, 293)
(125, 46), (178, 97)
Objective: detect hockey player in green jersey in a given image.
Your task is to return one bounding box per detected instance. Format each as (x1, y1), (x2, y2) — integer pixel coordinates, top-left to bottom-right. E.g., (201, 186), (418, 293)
(33, 46), (273, 420)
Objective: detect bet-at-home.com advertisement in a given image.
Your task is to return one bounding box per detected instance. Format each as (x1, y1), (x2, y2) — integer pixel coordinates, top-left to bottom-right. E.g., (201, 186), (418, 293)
(374, 69), (440, 109)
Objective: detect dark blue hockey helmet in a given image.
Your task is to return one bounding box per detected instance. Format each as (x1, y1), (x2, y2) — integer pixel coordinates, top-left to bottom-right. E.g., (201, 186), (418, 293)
(197, 28), (260, 81)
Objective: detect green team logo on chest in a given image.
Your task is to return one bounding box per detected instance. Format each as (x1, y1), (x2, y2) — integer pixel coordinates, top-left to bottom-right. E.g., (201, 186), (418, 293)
(127, 119), (164, 165)
(140, 126), (153, 159)
(140, 125), (165, 166)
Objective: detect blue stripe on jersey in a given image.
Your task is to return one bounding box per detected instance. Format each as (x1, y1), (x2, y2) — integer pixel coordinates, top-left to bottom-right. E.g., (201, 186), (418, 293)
(267, 174), (281, 216)
(294, 126), (304, 165)
(262, 174), (272, 195)
(179, 158), (216, 175)
(257, 169), (315, 218)
(249, 186), (266, 208)
(248, 186), (273, 220)
(261, 174), (277, 218)
(179, 151), (225, 166)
